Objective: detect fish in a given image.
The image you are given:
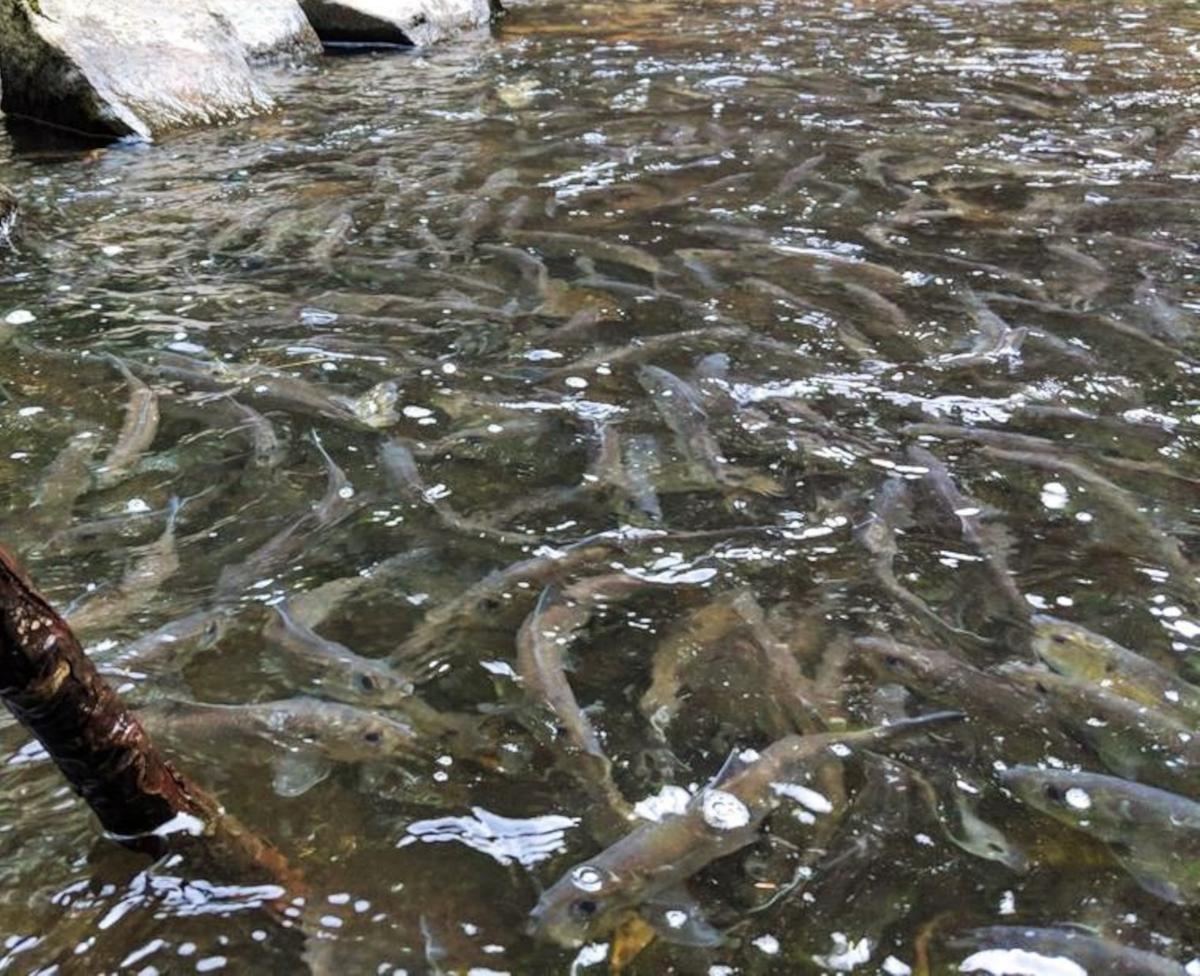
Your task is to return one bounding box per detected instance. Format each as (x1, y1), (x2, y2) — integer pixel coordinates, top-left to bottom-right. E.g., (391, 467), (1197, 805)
(636, 365), (782, 498)
(621, 434), (664, 524)
(584, 423), (661, 526)
(907, 446), (1028, 627)
(516, 577), (680, 835)
(391, 541), (623, 675)
(509, 230), (663, 280)
(29, 431), (99, 533)
(999, 765), (1200, 904)
(130, 352), (367, 430)
(215, 432), (362, 600)
(528, 713), (962, 948)
(1031, 615), (1200, 723)
(906, 422), (1199, 492)
(95, 356), (160, 490)
(906, 767), (1029, 873)
(286, 549), (434, 631)
(67, 497), (184, 636)
(542, 326), (749, 382)
(981, 446), (1200, 602)
(933, 291), (1026, 370)
(265, 602), (417, 710)
(852, 637), (1073, 754)
(100, 605), (234, 675)
(1046, 241), (1109, 307)
(1002, 662), (1200, 794)
(855, 478), (985, 647)
(639, 592), (753, 735)
(142, 696), (427, 798)
(726, 590), (825, 735)
(949, 925), (1186, 976)
(163, 392), (287, 470)
(379, 439), (539, 547)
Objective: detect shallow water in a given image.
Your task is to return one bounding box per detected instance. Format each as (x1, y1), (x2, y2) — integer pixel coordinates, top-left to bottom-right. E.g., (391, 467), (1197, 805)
(1, 0), (1200, 972)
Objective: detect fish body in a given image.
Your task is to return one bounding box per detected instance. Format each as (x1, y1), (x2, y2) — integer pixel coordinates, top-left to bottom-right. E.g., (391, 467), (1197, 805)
(856, 480), (981, 645)
(853, 637), (1069, 750)
(216, 434), (360, 600)
(1003, 663), (1200, 793)
(96, 356), (160, 490)
(144, 697), (424, 766)
(907, 446), (1027, 624)
(30, 431), (98, 531)
(267, 603), (416, 709)
(67, 498), (183, 635)
(1000, 765), (1200, 904)
(379, 438), (539, 546)
(1032, 615), (1200, 722)
(529, 713), (960, 948)
(104, 606), (233, 673)
(951, 926), (1185, 976)
(637, 365), (781, 497)
(392, 541), (620, 674)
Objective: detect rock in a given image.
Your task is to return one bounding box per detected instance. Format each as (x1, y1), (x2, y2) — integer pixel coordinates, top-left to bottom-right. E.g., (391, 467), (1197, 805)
(300, 0), (494, 47)
(207, 0), (322, 60)
(0, 0), (316, 141)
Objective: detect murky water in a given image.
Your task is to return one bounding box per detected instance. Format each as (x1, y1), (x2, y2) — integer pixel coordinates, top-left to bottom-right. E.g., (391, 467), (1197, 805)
(2, 0), (1200, 972)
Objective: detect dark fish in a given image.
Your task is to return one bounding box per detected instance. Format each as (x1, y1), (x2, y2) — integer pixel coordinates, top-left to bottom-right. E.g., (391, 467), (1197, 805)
(1000, 765), (1200, 905)
(1003, 662), (1200, 794)
(1031, 615), (1200, 722)
(949, 926), (1185, 976)
(637, 365), (782, 498)
(856, 478), (984, 646)
(907, 446), (1029, 626)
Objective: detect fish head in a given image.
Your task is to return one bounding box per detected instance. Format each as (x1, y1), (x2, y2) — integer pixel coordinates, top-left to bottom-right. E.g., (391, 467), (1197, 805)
(337, 714), (418, 762)
(1031, 615), (1109, 681)
(348, 665), (414, 704)
(528, 862), (633, 948)
(853, 637), (945, 691)
(997, 765), (1111, 832)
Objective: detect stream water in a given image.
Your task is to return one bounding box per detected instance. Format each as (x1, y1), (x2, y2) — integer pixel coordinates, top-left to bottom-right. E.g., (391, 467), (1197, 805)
(1, 0), (1200, 972)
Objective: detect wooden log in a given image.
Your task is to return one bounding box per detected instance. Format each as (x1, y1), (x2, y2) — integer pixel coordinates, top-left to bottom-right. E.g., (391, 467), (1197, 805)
(0, 543), (301, 890)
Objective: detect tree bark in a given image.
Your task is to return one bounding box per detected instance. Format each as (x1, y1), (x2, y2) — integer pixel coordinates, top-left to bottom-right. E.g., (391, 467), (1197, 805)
(0, 542), (300, 890)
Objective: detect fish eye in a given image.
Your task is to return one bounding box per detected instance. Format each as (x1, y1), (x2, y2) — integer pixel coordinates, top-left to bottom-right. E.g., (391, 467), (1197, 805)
(1044, 784), (1064, 802)
(364, 731), (382, 744)
(884, 655), (902, 668)
(1051, 634), (1068, 645)
(356, 673), (378, 692)
(569, 899), (599, 920)
(479, 597), (501, 612)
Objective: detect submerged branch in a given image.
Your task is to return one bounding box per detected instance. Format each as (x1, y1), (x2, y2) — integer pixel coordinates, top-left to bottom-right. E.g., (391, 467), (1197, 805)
(0, 542), (301, 890)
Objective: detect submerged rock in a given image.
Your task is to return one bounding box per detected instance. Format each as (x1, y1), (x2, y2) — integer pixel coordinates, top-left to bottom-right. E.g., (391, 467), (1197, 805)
(300, 0), (494, 47)
(0, 0), (316, 141)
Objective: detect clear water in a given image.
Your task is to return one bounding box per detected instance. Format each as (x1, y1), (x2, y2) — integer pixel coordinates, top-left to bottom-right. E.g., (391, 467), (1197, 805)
(1, 0), (1199, 972)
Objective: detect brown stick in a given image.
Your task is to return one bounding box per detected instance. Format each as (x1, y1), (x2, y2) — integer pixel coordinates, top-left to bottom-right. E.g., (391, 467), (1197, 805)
(0, 543), (301, 890)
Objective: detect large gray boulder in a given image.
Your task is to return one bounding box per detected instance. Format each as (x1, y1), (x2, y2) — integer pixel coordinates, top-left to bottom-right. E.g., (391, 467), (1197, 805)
(0, 0), (317, 141)
(300, 0), (493, 47)
(208, 0), (322, 60)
